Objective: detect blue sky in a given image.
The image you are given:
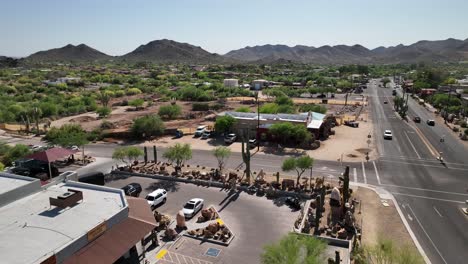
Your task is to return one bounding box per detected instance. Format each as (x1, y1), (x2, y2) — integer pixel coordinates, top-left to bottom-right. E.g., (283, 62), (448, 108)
(1, 0), (467, 57)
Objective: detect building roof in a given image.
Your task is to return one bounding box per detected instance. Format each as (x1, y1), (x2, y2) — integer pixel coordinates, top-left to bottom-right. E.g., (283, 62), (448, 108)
(0, 180), (127, 264)
(63, 197), (156, 264)
(0, 172), (37, 195)
(26, 147), (78, 163)
(222, 111), (326, 129)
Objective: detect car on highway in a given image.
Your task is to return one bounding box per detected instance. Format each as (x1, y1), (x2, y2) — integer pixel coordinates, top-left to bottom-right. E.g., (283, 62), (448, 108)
(194, 125), (207, 137)
(392, 90), (397, 96)
(183, 198), (204, 218)
(383, 130), (393, 140)
(413, 116), (421, 123)
(224, 133), (237, 144)
(146, 189), (167, 208)
(383, 100), (388, 104)
(121, 183), (142, 197)
(427, 119), (435, 126)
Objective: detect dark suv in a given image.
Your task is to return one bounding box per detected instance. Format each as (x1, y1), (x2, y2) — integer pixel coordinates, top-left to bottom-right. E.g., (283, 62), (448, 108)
(121, 183), (142, 197)
(426, 119), (435, 126)
(413, 116), (421, 123)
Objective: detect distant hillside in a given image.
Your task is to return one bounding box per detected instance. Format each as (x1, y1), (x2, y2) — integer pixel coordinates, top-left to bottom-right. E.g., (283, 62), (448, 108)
(15, 37), (468, 65)
(120, 39), (229, 64)
(225, 38), (468, 64)
(0, 56), (21, 68)
(26, 44), (112, 62)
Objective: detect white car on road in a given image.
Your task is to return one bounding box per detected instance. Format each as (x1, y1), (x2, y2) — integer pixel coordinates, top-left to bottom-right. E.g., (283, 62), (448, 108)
(383, 130), (393, 140)
(146, 189), (167, 208)
(183, 198), (204, 218)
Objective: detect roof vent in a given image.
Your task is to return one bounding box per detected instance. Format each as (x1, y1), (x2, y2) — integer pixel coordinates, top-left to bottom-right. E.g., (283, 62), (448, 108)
(50, 188), (83, 209)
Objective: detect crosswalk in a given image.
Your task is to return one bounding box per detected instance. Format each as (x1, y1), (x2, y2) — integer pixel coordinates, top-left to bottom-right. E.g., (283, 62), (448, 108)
(313, 160), (381, 185)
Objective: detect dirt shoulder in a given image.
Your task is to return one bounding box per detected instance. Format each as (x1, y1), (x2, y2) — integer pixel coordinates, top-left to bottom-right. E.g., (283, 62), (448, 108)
(352, 186), (417, 251)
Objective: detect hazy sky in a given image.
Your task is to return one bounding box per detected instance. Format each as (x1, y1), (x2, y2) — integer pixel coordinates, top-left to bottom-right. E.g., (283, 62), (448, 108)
(1, 0), (467, 57)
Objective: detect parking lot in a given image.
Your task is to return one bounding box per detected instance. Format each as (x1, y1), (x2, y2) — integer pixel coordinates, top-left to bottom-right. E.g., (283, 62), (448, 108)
(106, 175), (300, 264)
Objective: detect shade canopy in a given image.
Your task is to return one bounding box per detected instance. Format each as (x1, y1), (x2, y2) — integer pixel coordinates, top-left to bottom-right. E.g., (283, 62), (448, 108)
(26, 147), (78, 163)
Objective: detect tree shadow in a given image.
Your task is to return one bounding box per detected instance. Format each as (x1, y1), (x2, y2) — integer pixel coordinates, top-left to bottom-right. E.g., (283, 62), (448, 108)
(206, 137), (224, 147)
(218, 190), (241, 212)
(145, 180), (180, 193)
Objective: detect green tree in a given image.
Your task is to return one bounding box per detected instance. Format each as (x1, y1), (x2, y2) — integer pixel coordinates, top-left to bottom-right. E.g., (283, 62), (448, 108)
(213, 146), (231, 173)
(163, 143), (192, 172)
(275, 95), (293, 105)
(96, 106), (111, 118)
(158, 104), (182, 120)
(235, 106), (251, 113)
(259, 103), (280, 114)
(282, 155), (314, 185)
(0, 161), (4, 171)
(126, 87), (142, 95)
(131, 115), (165, 139)
(214, 115), (237, 133)
(112, 147), (128, 164)
(261, 233), (326, 264)
(336, 80), (353, 91)
(45, 124), (89, 149)
(382, 77), (391, 87)
(97, 90), (114, 107)
(1, 144), (32, 166)
(129, 98), (145, 110)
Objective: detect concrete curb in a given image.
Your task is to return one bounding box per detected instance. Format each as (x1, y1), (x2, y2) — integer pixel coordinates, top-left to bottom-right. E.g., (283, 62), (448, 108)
(350, 182), (431, 264)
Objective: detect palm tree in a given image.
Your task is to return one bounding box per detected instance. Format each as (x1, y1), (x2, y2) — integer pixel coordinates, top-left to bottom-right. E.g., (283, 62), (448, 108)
(261, 233), (326, 264)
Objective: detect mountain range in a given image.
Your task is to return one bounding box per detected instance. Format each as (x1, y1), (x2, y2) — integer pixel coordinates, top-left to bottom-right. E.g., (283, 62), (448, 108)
(15, 37), (468, 64)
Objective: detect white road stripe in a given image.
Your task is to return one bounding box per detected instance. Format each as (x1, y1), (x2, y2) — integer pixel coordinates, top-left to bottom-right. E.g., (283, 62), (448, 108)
(404, 131), (421, 159)
(433, 206), (443, 217)
(381, 183), (468, 196)
(391, 192), (465, 204)
(372, 161), (381, 185)
(407, 204), (448, 264)
(353, 168), (357, 183)
(361, 162), (367, 184)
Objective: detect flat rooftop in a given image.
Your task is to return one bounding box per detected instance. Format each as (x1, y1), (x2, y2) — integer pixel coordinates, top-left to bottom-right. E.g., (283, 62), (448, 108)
(0, 172), (37, 195)
(0, 181), (127, 264)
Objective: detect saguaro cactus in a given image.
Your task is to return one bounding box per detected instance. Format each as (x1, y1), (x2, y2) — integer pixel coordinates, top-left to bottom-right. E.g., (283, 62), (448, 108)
(153, 145), (157, 163)
(241, 130), (251, 184)
(144, 146), (148, 164)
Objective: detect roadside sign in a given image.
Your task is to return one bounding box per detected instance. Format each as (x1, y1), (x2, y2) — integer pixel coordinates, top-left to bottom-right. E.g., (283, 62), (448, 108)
(368, 134), (371, 138)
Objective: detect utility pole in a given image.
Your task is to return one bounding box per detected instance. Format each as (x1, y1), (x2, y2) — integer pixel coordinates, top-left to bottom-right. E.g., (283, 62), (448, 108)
(256, 91), (260, 151)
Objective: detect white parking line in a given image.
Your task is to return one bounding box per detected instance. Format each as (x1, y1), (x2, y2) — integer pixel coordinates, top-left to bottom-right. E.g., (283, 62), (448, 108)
(407, 204), (448, 264)
(361, 162), (367, 184)
(433, 206), (443, 217)
(353, 168), (357, 183)
(404, 131), (421, 159)
(372, 161), (381, 185)
(381, 183), (468, 196)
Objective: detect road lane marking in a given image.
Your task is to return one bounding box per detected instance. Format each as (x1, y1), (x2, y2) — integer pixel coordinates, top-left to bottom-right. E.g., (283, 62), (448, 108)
(381, 183), (468, 196)
(156, 249), (168, 259)
(407, 204), (448, 264)
(404, 131), (421, 159)
(361, 162), (367, 184)
(379, 159), (468, 171)
(372, 161), (381, 185)
(391, 193), (465, 204)
(433, 206), (443, 217)
(411, 122), (439, 158)
(353, 168), (357, 183)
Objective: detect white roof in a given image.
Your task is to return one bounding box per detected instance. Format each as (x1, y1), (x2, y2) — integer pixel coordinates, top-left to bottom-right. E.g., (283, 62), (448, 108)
(0, 173), (35, 195)
(0, 181), (126, 264)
